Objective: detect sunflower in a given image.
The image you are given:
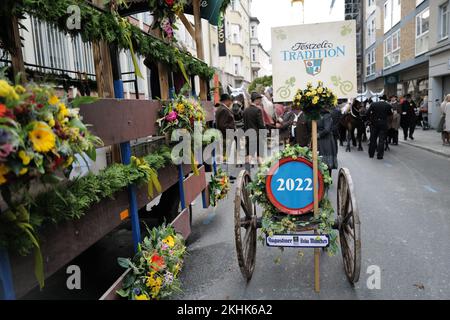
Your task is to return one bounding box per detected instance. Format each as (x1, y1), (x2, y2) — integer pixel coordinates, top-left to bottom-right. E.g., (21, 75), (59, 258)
(162, 235), (175, 248)
(29, 122), (56, 153)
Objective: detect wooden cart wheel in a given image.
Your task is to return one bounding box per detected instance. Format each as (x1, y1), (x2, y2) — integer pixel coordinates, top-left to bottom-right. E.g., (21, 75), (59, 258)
(337, 168), (361, 284)
(234, 170), (257, 281)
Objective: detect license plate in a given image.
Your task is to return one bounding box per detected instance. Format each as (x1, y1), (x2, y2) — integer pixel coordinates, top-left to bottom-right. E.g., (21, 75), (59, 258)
(266, 234), (329, 248)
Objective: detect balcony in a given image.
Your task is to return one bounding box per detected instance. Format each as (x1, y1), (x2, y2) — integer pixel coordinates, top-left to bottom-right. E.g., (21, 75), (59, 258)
(251, 61), (261, 71)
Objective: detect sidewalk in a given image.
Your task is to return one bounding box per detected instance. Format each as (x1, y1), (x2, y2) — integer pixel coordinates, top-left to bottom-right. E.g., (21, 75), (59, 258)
(399, 128), (450, 158)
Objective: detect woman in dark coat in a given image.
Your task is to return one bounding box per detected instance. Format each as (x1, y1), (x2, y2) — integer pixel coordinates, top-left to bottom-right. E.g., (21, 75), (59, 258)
(317, 107), (338, 175)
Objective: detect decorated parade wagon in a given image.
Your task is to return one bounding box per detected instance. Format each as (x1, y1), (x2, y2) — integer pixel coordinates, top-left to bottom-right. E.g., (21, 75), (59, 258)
(233, 21), (362, 292)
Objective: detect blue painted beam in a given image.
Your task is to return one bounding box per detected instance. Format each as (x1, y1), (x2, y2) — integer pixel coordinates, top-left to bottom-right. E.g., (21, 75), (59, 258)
(0, 248), (15, 300)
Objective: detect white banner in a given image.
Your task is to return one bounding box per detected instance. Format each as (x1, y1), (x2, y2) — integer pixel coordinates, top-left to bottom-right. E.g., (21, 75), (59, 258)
(272, 21), (357, 102)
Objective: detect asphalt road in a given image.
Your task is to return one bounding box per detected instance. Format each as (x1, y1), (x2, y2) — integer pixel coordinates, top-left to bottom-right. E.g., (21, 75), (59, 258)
(176, 142), (450, 300)
(23, 141), (450, 300)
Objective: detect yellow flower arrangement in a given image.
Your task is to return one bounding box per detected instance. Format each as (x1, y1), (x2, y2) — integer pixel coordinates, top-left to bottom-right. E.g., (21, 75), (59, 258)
(29, 122), (56, 153)
(292, 82), (338, 120)
(117, 224), (186, 301)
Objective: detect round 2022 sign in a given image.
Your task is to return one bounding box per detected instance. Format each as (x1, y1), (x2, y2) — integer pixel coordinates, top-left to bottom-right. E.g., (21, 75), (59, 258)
(266, 158), (325, 215)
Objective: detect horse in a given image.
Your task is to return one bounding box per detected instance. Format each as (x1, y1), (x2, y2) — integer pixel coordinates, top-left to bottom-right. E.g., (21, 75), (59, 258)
(339, 99), (367, 152)
(227, 85), (249, 128)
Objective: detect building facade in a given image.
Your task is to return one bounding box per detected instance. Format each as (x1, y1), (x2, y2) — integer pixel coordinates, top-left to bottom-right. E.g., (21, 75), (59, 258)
(345, 0), (364, 93)
(250, 17), (272, 80)
(363, 0), (430, 101)
(428, 0), (450, 127)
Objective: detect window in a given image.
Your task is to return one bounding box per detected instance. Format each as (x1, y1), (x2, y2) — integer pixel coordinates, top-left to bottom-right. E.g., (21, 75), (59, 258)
(440, 2), (449, 40)
(368, 0), (375, 7)
(366, 15), (376, 47)
(384, 1), (391, 32)
(416, 7), (429, 56)
(231, 0), (239, 11)
(231, 24), (241, 43)
(366, 49), (376, 76)
(384, 0), (401, 33)
(233, 56), (241, 75)
(251, 25), (256, 38)
(251, 48), (256, 62)
(384, 30), (400, 69)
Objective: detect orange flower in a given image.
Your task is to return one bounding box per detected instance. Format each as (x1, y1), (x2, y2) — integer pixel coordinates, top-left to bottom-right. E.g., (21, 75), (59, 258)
(150, 254), (165, 271)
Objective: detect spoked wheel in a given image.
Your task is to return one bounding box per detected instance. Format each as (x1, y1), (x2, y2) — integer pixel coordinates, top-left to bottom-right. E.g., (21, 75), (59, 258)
(337, 168), (361, 284)
(234, 170), (257, 281)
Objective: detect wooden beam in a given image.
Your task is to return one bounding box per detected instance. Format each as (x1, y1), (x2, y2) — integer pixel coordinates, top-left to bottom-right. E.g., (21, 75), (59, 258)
(178, 13), (196, 39)
(92, 0), (114, 98)
(10, 15), (26, 82)
(311, 120), (320, 293)
(193, 0), (208, 100)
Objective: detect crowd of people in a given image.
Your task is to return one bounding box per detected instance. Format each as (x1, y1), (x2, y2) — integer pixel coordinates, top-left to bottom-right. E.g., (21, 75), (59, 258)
(214, 89), (450, 177)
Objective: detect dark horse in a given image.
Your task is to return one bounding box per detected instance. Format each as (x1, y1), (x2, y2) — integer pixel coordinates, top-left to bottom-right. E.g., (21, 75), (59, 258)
(339, 100), (367, 152)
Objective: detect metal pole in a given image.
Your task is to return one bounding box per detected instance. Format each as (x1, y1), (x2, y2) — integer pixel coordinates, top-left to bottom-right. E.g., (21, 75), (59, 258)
(111, 45), (141, 252)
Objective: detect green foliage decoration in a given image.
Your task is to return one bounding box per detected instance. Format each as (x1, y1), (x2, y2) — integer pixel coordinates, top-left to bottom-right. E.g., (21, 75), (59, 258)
(247, 144), (339, 256)
(0, 145), (173, 257)
(1, 0), (214, 80)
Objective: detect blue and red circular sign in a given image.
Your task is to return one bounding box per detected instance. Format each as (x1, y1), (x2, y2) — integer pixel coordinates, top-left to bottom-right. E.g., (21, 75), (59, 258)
(266, 157), (324, 215)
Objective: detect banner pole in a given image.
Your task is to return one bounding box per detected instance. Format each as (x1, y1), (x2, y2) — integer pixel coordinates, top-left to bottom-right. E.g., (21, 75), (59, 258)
(312, 119), (320, 293)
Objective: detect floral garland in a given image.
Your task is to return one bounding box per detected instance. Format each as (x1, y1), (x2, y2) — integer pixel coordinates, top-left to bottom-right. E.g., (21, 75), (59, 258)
(293, 81), (338, 121)
(4, 0), (214, 80)
(117, 224), (186, 300)
(247, 144), (339, 255)
(208, 168), (230, 207)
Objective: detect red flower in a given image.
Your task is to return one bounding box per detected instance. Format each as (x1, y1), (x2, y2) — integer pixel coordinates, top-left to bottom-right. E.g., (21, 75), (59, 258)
(51, 156), (65, 170)
(0, 104), (6, 117)
(165, 0), (174, 6)
(150, 254), (165, 271)
(0, 104), (15, 119)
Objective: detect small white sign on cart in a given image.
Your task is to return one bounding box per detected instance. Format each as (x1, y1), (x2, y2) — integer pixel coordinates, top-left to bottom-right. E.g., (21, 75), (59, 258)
(266, 234), (329, 248)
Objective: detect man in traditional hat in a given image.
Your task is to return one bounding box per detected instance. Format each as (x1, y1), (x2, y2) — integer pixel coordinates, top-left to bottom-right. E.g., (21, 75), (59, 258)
(215, 93), (237, 181)
(243, 92), (266, 167)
